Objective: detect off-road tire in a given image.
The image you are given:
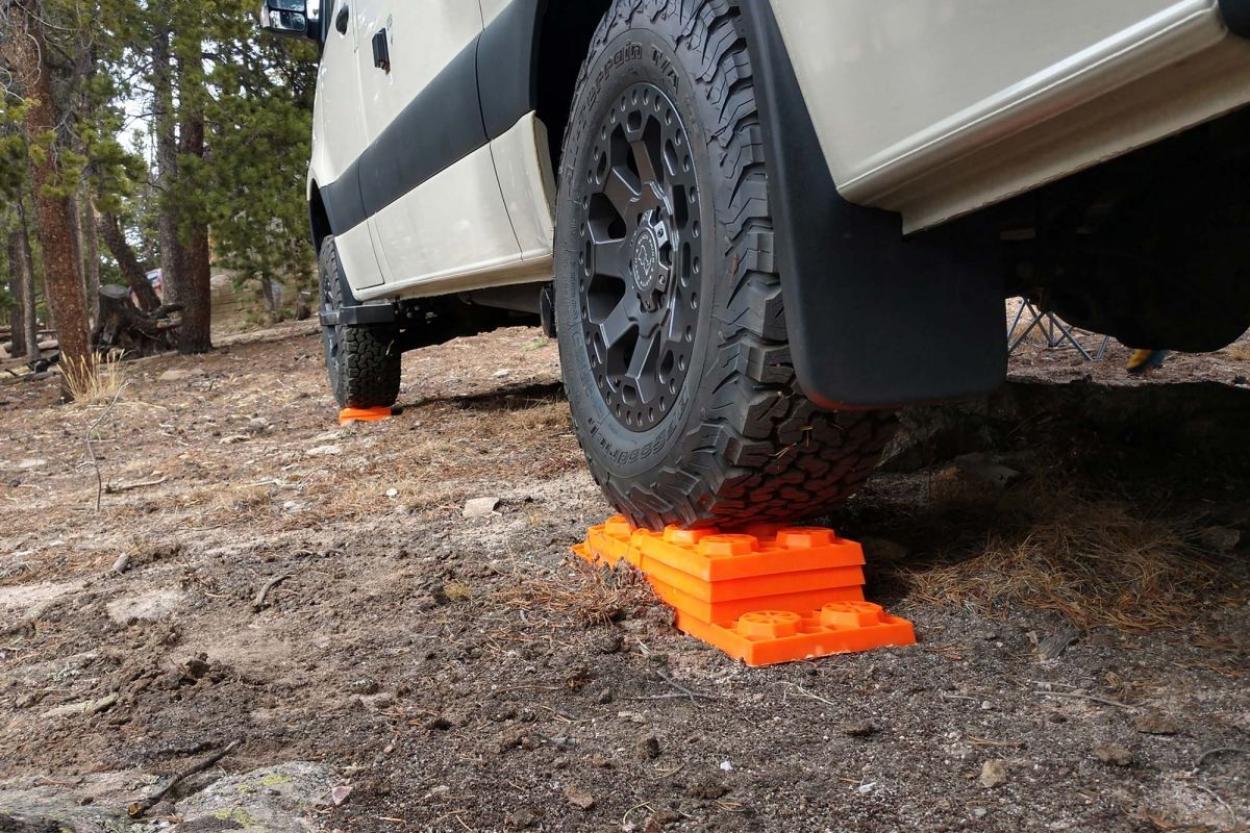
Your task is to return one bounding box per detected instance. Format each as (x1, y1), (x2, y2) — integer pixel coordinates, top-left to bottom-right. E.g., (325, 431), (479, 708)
(319, 236), (401, 410)
(553, 0), (897, 529)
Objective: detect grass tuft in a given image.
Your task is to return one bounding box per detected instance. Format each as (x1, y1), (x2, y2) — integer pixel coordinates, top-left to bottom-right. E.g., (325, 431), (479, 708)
(62, 351), (126, 405)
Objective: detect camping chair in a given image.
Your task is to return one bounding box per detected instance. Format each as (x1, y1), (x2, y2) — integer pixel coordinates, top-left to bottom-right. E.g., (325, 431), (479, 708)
(1007, 299), (1111, 361)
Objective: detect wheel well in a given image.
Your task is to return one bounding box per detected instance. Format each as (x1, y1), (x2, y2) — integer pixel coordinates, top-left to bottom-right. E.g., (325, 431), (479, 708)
(308, 183), (331, 254)
(535, 0), (612, 176)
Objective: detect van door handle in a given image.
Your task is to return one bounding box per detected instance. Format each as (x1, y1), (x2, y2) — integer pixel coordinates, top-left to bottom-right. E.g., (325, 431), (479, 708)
(335, 3), (349, 34)
(372, 28), (390, 72)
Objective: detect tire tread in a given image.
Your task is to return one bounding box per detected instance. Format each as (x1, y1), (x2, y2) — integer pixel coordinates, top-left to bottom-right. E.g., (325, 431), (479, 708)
(563, 0), (896, 528)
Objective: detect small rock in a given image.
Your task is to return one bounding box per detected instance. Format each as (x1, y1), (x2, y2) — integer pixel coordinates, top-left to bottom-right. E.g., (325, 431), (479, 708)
(385, 488), (399, 498)
(42, 693), (118, 720)
(177, 761), (334, 828)
(463, 496), (501, 519)
(420, 785), (450, 802)
(719, 760), (734, 772)
(506, 807), (539, 829)
(979, 759), (1010, 788)
(954, 453), (1020, 487)
(1133, 713), (1180, 736)
(16, 458), (47, 469)
(492, 369), (512, 379)
(841, 720), (878, 738)
(306, 444), (342, 457)
(180, 654), (213, 682)
(595, 687), (614, 705)
(331, 785), (353, 806)
(158, 368), (202, 382)
(1093, 743), (1133, 767)
(636, 734), (661, 760)
(1199, 526), (1241, 553)
(348, 678), (380, 695)
(563, 784), (595, 811)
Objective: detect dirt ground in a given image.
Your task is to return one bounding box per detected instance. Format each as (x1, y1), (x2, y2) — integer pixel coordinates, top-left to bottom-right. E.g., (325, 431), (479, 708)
(1, 322), (1248, 833)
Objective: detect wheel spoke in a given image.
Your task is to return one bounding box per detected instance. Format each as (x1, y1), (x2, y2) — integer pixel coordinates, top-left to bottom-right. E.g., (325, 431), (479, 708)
(666, 293), (694, 343)
(631, 139), (660, 189)
(625, 330), (662, 405)
(590, 238), (628, 281)
(603, 167), (639, 218)
(598, 297), (635, 350)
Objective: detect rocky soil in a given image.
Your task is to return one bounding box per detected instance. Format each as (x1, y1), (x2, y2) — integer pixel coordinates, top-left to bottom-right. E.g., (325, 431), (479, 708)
(1, 323), (1247, 833)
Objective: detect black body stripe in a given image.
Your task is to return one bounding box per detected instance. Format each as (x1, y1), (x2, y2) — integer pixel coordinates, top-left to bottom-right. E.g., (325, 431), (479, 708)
(478, 0), (544, 138)
(319, 0), (543, 236)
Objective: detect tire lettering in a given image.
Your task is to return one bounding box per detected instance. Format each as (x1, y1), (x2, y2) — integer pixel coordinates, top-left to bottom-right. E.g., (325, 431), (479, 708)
(590, 42), (644, 110)
(650, 48), (679, 92)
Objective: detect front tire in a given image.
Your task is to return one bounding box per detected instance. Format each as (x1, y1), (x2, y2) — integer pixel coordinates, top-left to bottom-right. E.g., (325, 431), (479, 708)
(319, 236), (401, 410)
(553, 0), (896, 529)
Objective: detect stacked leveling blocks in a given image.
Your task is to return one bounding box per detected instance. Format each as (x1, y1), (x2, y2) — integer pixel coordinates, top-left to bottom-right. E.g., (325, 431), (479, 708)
(338, 407), (395, 426)
(574, 517), (915, 667)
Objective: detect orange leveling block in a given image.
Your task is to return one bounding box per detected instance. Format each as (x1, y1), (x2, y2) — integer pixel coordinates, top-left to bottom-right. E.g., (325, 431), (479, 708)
(338, 406), (395, 426)
(574, 517), (915, 666)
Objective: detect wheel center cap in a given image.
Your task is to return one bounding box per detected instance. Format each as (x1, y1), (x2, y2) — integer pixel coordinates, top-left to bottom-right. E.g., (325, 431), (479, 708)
(631, 227), (662, 294)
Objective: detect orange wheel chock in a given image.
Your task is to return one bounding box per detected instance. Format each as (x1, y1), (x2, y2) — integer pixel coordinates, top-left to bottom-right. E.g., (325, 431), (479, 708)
(573, 516), (916, 666)
(338, 406), (395, 426)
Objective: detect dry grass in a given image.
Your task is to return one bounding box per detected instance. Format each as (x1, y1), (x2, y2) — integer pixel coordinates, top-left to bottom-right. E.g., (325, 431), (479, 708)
(62, 351), (126, 404)
(906, 484), (1243, 631)
(1223, 341), (1250, 363)
(496, 562), (657, 627)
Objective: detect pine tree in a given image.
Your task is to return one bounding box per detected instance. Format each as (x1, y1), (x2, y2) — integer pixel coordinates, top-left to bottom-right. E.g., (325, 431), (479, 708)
(2, 0), (90, 396)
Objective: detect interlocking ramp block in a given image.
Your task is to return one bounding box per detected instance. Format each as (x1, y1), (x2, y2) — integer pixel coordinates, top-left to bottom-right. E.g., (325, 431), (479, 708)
(573, 517), (915, 666)
(338, 407), (394, 426)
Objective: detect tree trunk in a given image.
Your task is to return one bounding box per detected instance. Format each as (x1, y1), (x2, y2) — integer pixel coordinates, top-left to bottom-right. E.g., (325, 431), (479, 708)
(66, 190), (90, 326)
(17, 202), (39, 363)
(7, 230), (28, 358)
(151, 22), (181, 306)
(82, 193), (101, 323)
(4, 1), (89, 396)
(173, 114), (212, 353)
(98, 212), (162, 313)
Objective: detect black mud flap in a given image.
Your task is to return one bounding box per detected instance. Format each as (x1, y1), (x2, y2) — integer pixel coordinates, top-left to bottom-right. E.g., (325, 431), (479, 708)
(741, 3), (1006, 409)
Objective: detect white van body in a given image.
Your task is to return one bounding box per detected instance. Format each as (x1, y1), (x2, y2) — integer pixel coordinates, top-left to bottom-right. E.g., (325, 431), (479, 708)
(308, 0), (1250, 297)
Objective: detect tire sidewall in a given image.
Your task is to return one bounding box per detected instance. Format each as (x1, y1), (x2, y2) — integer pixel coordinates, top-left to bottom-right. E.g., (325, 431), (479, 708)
(318, 238), (346, 404)
(555, 17), (727, 484)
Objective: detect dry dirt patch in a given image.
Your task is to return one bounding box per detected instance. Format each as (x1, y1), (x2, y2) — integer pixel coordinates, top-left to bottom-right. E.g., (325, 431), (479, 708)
(1, 324), (1247, 832)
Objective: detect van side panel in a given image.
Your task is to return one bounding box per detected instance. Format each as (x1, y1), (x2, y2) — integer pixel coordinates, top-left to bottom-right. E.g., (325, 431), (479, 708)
(770, 0), (1250, 229)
